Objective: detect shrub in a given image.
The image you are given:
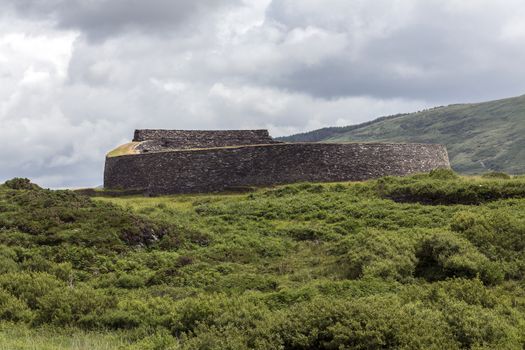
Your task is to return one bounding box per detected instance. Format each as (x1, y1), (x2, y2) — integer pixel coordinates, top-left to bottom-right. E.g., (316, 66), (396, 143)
(415, 231), (503, 284)
(0, 272), (64, 309)
(0, 246), (19, 274)
(98, 309), (144, 330)
(279, 226), (337, 242)
(215, 273), (279, 293)
(418, 278), (498, 308)
(115, 273), (147, 289)
(442, 301), (522, 348)
(179, 324), (251, 350)
(172, 294), (268, 334)
(35, 285), (117, 326)
(335, 229), (417, 281)
(451, 210), (525, 278)
(0, 289), (33, 322)
(263, 287), (317, 308)
(3, 178), (41, 190)
(451, 211), (525, 255)
(128, 330), (179, 350)
(261, 296), (458, 349)
(315, 279), (399, 299)
(428, 168), (460, 180)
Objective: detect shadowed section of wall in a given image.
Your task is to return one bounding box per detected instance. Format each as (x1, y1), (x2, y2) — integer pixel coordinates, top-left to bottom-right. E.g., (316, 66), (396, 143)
(132, 129), (278, 148)
(104, 143), (450, 195)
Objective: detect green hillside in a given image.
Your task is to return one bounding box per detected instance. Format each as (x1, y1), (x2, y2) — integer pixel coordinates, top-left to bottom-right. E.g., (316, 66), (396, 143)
(2, 174), (525, 348)
(280, 95), (525, 174)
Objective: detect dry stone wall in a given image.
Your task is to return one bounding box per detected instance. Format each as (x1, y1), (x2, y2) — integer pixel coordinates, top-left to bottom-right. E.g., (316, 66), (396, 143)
(133, 129), (277, 148)
(104, 142), (450, 195)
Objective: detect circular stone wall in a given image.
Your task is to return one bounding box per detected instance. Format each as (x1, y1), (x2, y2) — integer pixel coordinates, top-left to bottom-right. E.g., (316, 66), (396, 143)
(104, 142), (450, 195)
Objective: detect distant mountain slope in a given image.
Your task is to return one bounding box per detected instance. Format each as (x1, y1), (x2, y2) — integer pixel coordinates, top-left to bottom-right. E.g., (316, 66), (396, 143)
(279, 95), (525, 174)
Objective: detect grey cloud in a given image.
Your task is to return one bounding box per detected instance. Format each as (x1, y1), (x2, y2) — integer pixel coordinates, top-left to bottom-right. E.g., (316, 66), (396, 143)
(3, 0), (240, 40)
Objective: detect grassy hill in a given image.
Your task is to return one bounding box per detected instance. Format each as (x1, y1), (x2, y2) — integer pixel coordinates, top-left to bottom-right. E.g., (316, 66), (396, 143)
(280, 94), (525, 174)
(2, 174), (525, 348)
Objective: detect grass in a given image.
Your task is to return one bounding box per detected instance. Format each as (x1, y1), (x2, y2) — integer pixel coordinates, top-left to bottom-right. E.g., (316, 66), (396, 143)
(106, 142), (140, 158)
(0, 323), (125, 350)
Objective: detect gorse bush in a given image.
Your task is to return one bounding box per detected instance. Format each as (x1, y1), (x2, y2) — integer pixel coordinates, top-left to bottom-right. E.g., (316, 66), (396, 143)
(35, 284), (117, 326)
(414, 231), (503, 284)
(0, 272), (65, 309)
(335, 229), (417, 281)
(1, 173), (525, 348)
(0, 289), (33, 322)
(451, 210), (525, 279)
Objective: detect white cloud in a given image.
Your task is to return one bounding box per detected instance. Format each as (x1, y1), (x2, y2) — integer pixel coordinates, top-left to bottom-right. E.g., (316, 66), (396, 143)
(207, 82), (429, 136)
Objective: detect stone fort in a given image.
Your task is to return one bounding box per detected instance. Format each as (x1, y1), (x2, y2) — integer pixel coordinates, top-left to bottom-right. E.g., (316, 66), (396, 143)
(104, 129), (450, 195)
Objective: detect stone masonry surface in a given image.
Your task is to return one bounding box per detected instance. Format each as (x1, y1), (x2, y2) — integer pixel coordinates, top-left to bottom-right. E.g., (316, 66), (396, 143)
(133, 129), (277, 149)
(105, 130), (450, 195)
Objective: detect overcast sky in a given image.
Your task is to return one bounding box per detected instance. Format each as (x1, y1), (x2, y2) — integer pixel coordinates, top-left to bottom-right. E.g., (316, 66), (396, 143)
(2, 0), (525, 188)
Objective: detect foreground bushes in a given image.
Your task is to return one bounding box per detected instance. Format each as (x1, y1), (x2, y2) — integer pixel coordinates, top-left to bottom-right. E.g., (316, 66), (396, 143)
(335, 229), (417, 281)
(451, 210), (525, 279)
(415, 231), (503, 284)
(0, 289), (33, 322)
(3, 178), (40, 190)
(179, 285), (524, 349)
(1, 277), (523, 349)
(1, 175), (525, 348)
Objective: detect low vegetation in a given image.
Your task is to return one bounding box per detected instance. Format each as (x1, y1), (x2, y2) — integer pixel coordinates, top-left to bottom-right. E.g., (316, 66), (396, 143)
(106, 142), (140, 158)
(1, 171), (525, 349)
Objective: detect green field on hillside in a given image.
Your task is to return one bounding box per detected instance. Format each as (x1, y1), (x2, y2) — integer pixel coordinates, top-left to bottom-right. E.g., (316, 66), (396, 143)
(2, 173), (525, 349)
(280, 95), (525, 175)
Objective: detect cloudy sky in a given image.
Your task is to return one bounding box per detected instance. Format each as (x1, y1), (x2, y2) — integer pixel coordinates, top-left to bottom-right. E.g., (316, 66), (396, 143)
(1, 0), (525, 188)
